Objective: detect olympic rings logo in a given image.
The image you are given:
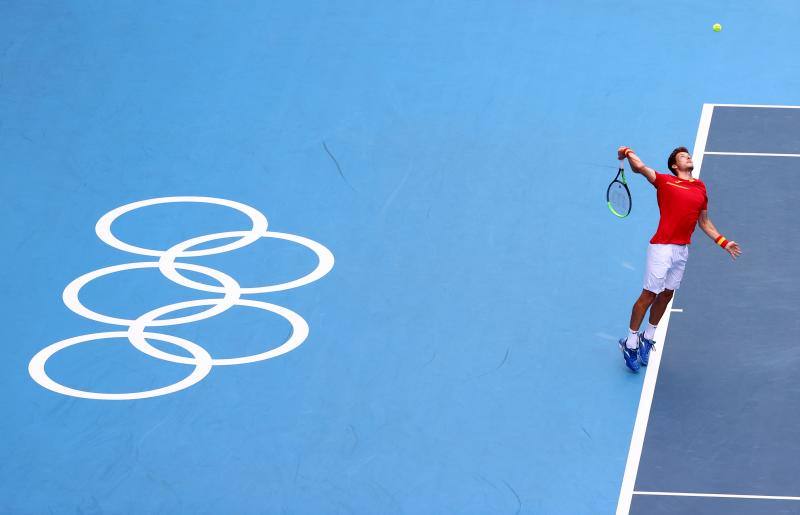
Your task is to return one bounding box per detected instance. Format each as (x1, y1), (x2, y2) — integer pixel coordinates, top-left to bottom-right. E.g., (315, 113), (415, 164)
(28, 197), (334, 400)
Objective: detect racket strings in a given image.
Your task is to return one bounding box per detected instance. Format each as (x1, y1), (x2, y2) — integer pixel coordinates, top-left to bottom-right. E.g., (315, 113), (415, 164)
(608, 182), (631, 216)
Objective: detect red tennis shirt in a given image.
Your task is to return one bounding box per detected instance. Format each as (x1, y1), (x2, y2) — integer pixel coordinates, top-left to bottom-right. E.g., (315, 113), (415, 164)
(650, 172), (708, 245)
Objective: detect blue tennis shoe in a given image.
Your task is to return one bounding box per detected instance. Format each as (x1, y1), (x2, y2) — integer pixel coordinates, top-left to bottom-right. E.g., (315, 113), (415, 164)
(618, 338), (640, 372)
(638, 333), (656, 366)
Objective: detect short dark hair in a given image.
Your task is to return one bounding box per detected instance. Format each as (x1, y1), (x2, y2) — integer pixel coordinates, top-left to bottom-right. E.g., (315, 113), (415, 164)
(667, 146), (690, 175)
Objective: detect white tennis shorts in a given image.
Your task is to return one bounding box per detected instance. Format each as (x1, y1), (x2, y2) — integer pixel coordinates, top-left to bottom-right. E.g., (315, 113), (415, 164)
(643, 243), (689, 294)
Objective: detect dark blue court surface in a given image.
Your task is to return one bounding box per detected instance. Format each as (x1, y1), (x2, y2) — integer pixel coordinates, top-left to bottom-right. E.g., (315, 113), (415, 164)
(620, 105), (800, 514)
(3, 2), (800, 514)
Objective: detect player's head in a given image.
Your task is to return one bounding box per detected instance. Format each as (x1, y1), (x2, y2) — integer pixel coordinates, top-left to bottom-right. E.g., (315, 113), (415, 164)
(668, 147), (693, 175)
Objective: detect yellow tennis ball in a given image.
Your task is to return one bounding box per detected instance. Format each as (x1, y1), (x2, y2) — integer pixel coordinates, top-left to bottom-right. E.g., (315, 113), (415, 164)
(713, 23), (722, 32)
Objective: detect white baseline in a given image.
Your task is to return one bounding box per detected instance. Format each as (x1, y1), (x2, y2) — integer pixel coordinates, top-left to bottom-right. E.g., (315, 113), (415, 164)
(635, 491), (800, 501)
(704, 151), (800, 157)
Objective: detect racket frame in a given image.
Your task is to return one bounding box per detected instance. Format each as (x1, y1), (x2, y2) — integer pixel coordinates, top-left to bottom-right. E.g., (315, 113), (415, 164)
(606, 159), (632, 218)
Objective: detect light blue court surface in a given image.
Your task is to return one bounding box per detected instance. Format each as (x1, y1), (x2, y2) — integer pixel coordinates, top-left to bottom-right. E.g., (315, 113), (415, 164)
(2, 2), (800, 514)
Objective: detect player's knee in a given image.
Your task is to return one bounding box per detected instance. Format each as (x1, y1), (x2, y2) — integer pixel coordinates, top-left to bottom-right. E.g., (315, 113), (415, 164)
(659, 289), (674, 301)
(639, 290), (657, 305)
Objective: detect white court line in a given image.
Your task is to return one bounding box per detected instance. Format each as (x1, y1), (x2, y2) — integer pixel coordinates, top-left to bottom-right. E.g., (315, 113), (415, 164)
(670, 308), (683, 313)
(704, 151), (800, 157)
(634, 491), (800, 501)
(710, 103), (800, 109)
(615, 103), (715, 515)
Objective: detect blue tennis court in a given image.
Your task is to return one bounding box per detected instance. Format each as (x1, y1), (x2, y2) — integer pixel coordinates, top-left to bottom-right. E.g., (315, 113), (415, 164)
(2, 2), (800, 514)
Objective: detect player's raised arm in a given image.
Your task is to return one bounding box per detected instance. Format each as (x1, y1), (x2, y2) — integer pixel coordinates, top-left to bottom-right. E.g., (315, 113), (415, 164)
(618, 146), (657, 184)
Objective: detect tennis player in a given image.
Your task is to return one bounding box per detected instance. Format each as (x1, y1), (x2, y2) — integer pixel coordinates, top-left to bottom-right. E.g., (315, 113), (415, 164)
(617, 146), (742, 372)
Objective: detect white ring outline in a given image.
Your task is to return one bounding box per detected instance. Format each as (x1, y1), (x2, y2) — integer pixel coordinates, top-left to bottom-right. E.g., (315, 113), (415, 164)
(158, 230), (334, 294)
(63, 262), (241, 326)
(28, 331), (213, 400)
(95, 196), (268, 257)
(127, 298), (310, 365)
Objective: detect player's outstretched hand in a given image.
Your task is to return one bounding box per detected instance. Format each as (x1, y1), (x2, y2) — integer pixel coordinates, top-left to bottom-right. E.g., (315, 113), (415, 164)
(725, 241), (742, 260)
(618, 146), (631, 160)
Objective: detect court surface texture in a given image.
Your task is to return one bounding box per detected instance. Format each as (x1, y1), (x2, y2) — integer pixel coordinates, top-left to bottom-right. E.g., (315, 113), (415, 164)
(2, 2), (800, 514)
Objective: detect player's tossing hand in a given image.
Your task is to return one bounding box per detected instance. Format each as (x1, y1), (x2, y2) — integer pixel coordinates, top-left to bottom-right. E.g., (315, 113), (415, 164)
(724, 240), (742, 260)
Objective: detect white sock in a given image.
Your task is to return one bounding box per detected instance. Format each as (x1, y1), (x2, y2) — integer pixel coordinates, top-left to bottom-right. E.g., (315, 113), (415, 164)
(625, 329), (639, 349)
(644, 323), (657, 341)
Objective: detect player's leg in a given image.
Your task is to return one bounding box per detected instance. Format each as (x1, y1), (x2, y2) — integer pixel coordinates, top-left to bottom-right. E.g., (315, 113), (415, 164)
(639, 245), (688, 365)
(620, 244), (667, 372)
(637, 288), (672, 366)
(648, 288), (674, 327)
(619, 290), (656, 372)
(620, 289), (657, 372)
(632, 243), (670, 341)
(629, 289), (658, 335)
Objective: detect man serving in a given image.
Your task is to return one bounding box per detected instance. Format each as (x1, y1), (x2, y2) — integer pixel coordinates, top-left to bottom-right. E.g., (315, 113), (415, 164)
(617, 146), (742, 372)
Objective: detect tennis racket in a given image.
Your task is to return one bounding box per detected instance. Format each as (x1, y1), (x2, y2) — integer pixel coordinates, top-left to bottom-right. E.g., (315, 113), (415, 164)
(607, 159), (632, 218)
